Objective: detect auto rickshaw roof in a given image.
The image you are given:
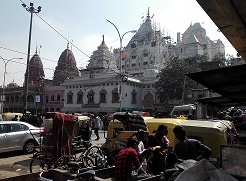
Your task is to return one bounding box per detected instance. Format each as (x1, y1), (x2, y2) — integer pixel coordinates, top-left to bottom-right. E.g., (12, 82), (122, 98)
(187, 64), (246, 107)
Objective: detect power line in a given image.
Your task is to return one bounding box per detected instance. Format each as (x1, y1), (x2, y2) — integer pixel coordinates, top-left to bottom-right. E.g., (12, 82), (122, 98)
(35, 13), (90, 58)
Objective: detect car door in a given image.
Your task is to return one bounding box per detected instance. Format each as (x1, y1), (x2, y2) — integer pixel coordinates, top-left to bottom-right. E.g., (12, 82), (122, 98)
(8, 123), (30, 151)
(0, 124), (10, 153)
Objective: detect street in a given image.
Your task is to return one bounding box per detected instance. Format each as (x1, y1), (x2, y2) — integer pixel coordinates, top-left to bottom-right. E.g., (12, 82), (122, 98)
(0, 130), (107, 179)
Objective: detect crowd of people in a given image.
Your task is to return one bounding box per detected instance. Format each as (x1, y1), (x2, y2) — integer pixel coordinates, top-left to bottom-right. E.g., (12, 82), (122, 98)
(114, 124), (212, 181)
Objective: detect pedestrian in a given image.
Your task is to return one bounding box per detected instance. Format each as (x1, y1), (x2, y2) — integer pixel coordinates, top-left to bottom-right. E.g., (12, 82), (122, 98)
(94, 114), (101, 140)
(146, 124), (170, 175)
(114, 136), (149, 181)
(173, 125), (212, 160)
(12, 115), (19, 121)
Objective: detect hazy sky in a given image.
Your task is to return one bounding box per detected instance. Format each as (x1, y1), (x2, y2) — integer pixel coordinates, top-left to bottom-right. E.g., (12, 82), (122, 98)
(0, 0), (237, 86)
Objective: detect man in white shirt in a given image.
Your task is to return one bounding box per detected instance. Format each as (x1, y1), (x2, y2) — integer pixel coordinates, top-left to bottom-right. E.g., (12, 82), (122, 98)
(94, 115), (101, 140)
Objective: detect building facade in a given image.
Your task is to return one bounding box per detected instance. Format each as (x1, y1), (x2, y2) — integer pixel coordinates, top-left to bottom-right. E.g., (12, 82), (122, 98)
(176, 22), (225, 60)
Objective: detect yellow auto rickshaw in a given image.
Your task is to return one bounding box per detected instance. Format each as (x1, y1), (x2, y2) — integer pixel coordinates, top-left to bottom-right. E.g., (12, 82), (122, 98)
(106, 115), (235, 167)
(1, 112), (23, 121)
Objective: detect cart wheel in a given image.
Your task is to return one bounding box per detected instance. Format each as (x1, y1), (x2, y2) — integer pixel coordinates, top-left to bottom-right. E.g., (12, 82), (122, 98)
(30, 154), (53, 173)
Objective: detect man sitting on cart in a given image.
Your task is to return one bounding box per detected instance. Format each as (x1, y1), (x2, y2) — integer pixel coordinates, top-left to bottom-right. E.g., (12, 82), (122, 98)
(114, 136), (149, 181)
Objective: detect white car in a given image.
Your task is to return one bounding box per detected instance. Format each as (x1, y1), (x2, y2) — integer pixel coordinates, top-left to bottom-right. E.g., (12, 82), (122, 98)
(0, 121), (43, 154)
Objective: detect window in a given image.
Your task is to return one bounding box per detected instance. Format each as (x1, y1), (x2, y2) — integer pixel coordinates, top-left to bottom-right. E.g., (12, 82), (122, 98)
(46, 95), (49, 103)
(151, 41), (156, 47)
(6, 96), (9, 103)
(10, 96), (14, 103)
(10, 124), (21, 132)
(143, 62), (148, 65)
(100, 89), (107, 103)
(112, 88), (119, 103)
(131, 89), (137, 104)
(67, 91), (73, 104)
(132, 63), (136, 66)
(57, 95), (60, 101)
(77, 91), (83, 104)
(131, 43), (136, 48)
(0, 124), (8, 134)
(15, 96), (19, 102)
(100, 93), (106, 103)
(144, 52), (148, 57)
(132, 55), (136, 59)
(51, 95), (54, 101)
(90, 72), (94, 78)
(87, 90), (95, 104)
(88, 95), (94, 103)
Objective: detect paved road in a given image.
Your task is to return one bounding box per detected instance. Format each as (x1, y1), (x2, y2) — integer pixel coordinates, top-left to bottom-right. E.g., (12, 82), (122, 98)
(0, 130), (107, 179)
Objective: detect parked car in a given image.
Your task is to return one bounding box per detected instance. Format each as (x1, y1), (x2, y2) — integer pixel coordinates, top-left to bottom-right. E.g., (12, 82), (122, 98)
(0, 121), (42, 154)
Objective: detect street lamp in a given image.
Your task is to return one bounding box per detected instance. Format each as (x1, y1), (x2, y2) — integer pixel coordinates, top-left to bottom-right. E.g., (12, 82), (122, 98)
(21, 2), (42, 114)
(106, 19), (137, 111)
(0, 56), (23, 112)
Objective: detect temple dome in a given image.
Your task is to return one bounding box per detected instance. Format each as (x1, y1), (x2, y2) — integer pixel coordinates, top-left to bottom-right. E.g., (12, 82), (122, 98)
(53, 44), (79, 85)
(28, 53), (45, 87)
(7, 80), (19, 88)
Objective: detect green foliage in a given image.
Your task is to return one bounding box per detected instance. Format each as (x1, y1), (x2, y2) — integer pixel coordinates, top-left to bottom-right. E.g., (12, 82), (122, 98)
(155, 57), (200, 100)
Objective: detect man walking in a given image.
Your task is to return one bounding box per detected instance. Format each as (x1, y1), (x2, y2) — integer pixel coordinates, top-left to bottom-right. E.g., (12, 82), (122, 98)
(94, 115), (101, 140)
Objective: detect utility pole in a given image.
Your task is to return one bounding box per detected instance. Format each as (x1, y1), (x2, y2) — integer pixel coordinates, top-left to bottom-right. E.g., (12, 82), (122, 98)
(21, 2), (42, 114)
(106, 19), (136, 111)
(0, 56), (23, 113)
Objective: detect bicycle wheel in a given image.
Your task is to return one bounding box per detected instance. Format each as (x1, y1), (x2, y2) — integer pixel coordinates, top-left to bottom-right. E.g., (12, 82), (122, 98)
(30, 153), (54, 173)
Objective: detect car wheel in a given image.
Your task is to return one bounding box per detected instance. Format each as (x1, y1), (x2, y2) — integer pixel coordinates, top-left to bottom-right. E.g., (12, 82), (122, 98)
(23, 140), (36, 154)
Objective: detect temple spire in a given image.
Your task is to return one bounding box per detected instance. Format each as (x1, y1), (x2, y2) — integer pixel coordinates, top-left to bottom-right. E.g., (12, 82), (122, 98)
(101, 34), (105, 45)
(147, 7), (150, 19)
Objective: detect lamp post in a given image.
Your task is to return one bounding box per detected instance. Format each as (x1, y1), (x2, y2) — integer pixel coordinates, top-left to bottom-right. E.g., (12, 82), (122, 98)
(21, 2), (42, 114)
(106, 19), (137, 111)
(0, 56), (23, 112)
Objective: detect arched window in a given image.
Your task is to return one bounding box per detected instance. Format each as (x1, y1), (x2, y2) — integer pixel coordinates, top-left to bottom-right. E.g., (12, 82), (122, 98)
(46, 95), (49, 103)
(51, 95), (55, 101)
(77, 91), (83, 104)
(15, 95), (19, 103)
(131, 43), (136, 48)
(57, 95), (60, 101)
(67, 91), (73, 104)
(87, 90), (95, 104)
(100, 89), (107, 103)
(27, 95), (34, 102)
(131, 89), (137, 104)
(112, 88), (119, 103)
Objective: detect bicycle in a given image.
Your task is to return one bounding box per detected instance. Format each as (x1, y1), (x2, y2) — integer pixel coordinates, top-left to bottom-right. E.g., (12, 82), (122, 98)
(29, 145), (57, 173)
(54, 137), (104, 171)
(30, 136), (93, 173)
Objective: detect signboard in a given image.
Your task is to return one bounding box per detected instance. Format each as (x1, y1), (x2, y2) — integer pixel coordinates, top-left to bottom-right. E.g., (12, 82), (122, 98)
(35, 95), (40, 103)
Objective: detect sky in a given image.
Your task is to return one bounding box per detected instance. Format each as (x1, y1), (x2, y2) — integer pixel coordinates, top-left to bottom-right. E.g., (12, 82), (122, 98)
(0, 0), (238, 86)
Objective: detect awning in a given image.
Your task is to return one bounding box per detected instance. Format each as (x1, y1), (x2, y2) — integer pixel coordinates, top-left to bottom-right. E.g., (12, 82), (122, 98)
(187, 64), (246, 107)
(197, 96), (243, 108)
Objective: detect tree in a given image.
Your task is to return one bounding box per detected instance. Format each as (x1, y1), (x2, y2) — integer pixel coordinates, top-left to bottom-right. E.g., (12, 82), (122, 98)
(155, 57), (200, 101)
